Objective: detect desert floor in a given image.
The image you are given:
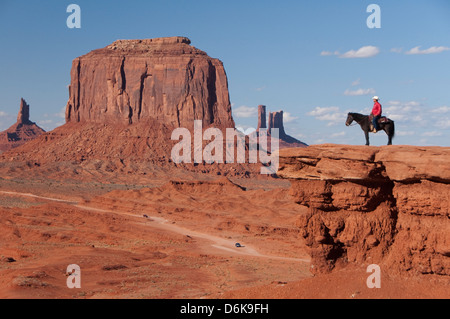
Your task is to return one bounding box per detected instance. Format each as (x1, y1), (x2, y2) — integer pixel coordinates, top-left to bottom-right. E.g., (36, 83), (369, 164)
(0, 175), (448, 299)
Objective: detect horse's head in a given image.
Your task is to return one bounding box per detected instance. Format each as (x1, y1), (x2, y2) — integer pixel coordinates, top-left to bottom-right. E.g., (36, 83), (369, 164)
(345, 113), (354, 126)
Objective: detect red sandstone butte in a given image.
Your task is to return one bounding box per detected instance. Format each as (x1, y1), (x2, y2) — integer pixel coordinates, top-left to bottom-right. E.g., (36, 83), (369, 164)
(0, 98), (45, 153)
(65, 37), (235, 129)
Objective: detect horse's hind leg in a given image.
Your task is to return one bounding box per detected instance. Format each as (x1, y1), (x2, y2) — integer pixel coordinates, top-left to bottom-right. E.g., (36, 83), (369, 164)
(384, 126), (393, 145)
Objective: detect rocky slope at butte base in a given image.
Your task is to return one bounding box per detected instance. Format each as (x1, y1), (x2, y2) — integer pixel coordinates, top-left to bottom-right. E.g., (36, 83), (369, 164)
(277, 144), (449, 277)
(0, 37), (262, 180)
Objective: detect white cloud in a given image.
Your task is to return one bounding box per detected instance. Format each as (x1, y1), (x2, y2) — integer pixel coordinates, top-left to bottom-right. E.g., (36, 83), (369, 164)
(340, 46), (380, 58)
(436, 118), (450, 129)
(283, 112), (298, 123)
(387, 100), (421, 107)
(411, 115), (423, 122)
(314, 139), (326, 144)
(344, 88), (376, 96)
(421, 131), (443, 137)
(308, 106), (339, 117)
(308, 106), (346, 126)
(320, 51), (339, 56)
(0, 111), (13, 131)
(331, 131), (346, 138)
(233, 105), (257, 118)
(383, 100), (423, 122)
(56, 107), (66, 119)
(321, 46), (380, 58)
(351, 79), (361, 86)
(36, 107), (67, 131)
(405, 46), (450, 55)
(38, 119), (54, 125)
(295, 133), (306, 139)
(431, 106), (450, 114)
(383, 101), (450, 131)
(397, 131), (415, 136)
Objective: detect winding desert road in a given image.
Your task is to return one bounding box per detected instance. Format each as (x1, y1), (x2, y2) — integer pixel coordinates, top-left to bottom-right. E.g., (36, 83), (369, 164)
(0, 190), (310, 263)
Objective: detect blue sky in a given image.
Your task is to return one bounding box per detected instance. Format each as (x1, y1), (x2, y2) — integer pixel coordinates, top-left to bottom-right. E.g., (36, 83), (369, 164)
(0, 0), (449, 146)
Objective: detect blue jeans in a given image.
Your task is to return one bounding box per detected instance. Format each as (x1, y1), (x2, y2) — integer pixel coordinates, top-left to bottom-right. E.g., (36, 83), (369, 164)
(372, 115), (381, 131)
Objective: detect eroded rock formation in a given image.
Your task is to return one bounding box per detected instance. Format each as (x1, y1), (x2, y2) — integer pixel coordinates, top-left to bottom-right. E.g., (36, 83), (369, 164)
(17, 98), (32, 125)
(255, 106), (307, 149)
(0, 99), (45, 152)
(268, 111), (286, 138)
(257, 105), (267, 130)
(278, 144), (450, 276)
(65, 36), (235, 129)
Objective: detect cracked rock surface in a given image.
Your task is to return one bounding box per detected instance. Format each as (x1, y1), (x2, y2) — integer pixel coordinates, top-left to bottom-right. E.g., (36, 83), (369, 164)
(278, 144), (450, 276)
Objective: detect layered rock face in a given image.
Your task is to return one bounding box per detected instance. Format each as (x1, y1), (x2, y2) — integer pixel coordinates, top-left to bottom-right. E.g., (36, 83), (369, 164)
(65, 37), (235, 129)
(0, 99), (45, 152)
(268, 111), (285, 137)
(257, 105), (267, 130)
(278, 145), (449, 276)
(17, 98), (31, 125)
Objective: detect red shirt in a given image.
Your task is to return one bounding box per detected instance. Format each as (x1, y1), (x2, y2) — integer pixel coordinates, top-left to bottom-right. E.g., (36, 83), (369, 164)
(372, 101), (382, 116)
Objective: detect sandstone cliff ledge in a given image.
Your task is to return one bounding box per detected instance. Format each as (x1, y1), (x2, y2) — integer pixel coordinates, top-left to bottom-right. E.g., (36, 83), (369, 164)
(65, 37), (235, 129)
(277, 144), (449, 276)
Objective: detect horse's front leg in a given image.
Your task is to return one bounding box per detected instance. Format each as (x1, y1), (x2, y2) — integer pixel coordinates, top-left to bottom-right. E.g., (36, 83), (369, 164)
(364, 130), (370, 146)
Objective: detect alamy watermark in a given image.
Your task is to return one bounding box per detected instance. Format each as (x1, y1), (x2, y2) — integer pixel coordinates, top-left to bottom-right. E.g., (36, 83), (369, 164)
(66, 264), (81, 288)
(171, 121), (279, 175)
(66, 4), (81, 29)
(366, 264), (381, 288)
(367, 4), (381, 29)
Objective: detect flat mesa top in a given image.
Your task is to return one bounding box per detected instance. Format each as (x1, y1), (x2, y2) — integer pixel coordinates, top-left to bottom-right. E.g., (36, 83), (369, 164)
(108, 36), (191, 48)
(81, 36), (208, 58)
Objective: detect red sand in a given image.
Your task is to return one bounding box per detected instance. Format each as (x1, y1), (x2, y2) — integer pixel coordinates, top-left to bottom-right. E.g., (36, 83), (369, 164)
(0, 175), (448, 299)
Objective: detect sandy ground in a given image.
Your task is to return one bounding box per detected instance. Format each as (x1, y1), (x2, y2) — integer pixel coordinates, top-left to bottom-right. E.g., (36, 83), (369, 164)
(0, 177), (448, 299)
(0, 177), (312, 299)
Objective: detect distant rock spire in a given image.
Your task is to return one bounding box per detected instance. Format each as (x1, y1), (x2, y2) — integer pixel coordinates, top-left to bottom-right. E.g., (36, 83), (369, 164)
(257, 105), (267, 130)
(17, 98), (31, 124)
(0, 98), (45, 152)
(268, 111), (287, 139)
(256, 106), (308, 148)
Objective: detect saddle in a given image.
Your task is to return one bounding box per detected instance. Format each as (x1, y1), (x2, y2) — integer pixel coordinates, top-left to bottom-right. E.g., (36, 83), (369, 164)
(378, 116), (390, 124)
(369, 115), (391, 132)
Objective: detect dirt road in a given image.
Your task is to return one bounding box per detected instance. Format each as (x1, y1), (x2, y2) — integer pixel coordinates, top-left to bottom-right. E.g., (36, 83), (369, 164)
(0, 190), (309, 263)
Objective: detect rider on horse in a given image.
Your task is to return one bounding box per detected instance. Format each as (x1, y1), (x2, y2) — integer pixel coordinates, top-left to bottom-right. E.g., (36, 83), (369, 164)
(371, 96), (382, 132)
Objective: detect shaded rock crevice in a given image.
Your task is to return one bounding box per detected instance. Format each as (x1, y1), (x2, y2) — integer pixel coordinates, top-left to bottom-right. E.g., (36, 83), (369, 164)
(278, 144), (449, 276)
(136, 67), (150, 123)
(119, 56), (127, 92)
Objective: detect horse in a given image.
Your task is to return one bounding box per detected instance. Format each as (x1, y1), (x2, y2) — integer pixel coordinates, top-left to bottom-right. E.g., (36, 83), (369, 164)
(346, 112), (395, 146)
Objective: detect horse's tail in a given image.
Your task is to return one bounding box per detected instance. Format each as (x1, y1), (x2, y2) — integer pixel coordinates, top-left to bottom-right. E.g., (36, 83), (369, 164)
(390, 120), (395, 139)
